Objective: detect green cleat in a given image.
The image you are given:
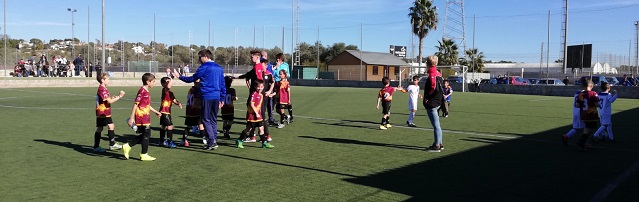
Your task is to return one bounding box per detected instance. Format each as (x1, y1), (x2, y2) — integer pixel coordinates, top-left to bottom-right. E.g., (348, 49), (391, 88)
(262, 142), (275, 149)
(236, 139), (244, 149)
(122, 143), (131, 160)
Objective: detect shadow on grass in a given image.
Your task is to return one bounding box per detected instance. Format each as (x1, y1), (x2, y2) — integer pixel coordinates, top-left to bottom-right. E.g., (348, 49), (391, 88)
(343, 107), (639, 201)
(33, 139), (123, 159)
(312, 122), (379, 130)
(299, 136), (425, 151)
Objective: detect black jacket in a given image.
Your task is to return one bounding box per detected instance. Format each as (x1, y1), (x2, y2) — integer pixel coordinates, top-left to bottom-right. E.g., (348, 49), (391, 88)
(423, 76), (444, 108)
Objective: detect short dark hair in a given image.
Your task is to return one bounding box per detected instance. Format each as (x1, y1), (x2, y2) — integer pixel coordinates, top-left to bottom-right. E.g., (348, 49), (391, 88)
(197, 49), (213, 59)
(142, 73), (156, 85)
(250, 50), (262, 56)
(276, 53), (285, 61)
(160, 77), (171, 87)
(254, 79), (264, 85)
(224, 76), (234, 88)
(412, 76), (420, 80)
(600, 82), (610, 91)
(382, 77), (390, 85)
(279, 69), (288, 78)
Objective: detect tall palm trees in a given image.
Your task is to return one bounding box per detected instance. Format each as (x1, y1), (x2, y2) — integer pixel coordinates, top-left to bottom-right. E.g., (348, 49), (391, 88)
(409, 0), (438, 67)
(463, 48), (485, 72)
(435, 38), (459, 66)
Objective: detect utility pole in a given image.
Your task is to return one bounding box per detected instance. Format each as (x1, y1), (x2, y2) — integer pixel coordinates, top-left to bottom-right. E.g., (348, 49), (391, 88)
(87, 5), (90, 70)
(101, 0), (105, 70)
(562, 0), (568, 74)
(635, 21), (638, 74)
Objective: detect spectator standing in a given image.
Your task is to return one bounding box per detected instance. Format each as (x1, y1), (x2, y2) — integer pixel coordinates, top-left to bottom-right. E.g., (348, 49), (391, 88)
(73, 54), (84, 77)
(423, 55), (445, 152)
(563, 76), (570, 86)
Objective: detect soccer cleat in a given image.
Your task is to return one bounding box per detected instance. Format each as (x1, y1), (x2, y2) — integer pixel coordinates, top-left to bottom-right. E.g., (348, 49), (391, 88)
(202, 137), (208, 145)
(168, 141), (177, 149)
(109, 143), (123, 150)
(243, 137), (257, 143)
(386, 124), (392, 128)
(444, 113), (449, 118)
(93, 147), (106, 153)
(122, 143), (131, 160)
(162, 140), (169, 147)
(426, 145), (441, 153)
(267, 135), (273, 142)
(205, 143), (219, 150)
(439, 144), (445, 150)
(140, 153), (156, 161)
(262, 142), (275, 149)
(379, 125), (387, 130)
(562, 134), (568, 146)
(180, 140), (190, 147)
(277, 124), (285, 129)
(407, 122), (417, 127)
(236, 139), (244, 149)
(223, 131), (231, 140)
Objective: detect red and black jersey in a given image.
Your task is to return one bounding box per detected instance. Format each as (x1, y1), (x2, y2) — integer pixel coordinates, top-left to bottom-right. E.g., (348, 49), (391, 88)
(578, 90), (600, 121)
(96, 85), (112, 117)
(246, 91), (263, 122)
(159, 88), (176, 114)
(221, 88), (236, 116)
(134, 87), (151, 126)
(185, 87), (202, 117)
(278, 80), (291, 104)
(378, 86), (395, 102)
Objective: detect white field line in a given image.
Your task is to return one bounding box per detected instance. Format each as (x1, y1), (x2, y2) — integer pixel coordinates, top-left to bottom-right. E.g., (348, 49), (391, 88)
(589, 160), (639, 202)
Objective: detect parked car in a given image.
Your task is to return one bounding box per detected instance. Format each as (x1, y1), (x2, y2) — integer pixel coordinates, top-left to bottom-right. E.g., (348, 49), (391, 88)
(537, 78), (565, 85)
(575, 76), (606, 86)
(447, 76), (464, 83)
(480, 78), (497, 84)
(605, 77), (620, 86)
(497, 76), (528, 85)
(526, 78), (539, 85)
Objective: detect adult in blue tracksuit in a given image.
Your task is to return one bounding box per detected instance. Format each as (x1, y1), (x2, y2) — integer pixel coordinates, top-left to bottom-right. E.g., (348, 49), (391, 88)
(173, 49), (226, 150)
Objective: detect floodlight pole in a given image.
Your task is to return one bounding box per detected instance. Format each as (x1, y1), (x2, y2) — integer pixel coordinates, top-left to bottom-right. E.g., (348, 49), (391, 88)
(635, 21), (638, 75)
(67, 8), (77, 58)
(101, 0), (105, 70)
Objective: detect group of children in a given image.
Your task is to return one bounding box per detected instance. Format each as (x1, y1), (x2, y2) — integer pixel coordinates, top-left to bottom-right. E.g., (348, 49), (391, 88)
(90, 60), (294, 161)
(376, 76), (453, 130)
(562, 79), (618, 151)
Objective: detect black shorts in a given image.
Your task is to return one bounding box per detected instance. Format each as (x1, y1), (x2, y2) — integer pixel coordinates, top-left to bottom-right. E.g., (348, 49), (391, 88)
(160, 114), (173, 126)
(184, 116), (200, 126)
(136, 125), (152, 136)
(96, 117), (113, 127)
(381, 101), (391, 115)
(221, 114), (234, 121)
(277, 104), (291, 110)
(247, 121), (263, 128)
(584, 121), (598, 130)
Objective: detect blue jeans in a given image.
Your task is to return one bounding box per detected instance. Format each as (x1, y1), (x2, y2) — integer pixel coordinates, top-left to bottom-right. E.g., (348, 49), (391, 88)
(201, 99), (220, 146)
(426, 106), (443, 146)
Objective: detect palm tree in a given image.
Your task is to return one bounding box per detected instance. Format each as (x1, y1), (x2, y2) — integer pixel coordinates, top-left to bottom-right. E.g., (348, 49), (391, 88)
(463, 48), (485, 72)
(435, 38), (459, 66)
(408, 0), (438, 67)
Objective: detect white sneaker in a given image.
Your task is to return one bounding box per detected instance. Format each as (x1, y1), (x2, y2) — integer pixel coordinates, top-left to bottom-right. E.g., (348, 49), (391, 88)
(109, 143), (123, 150)
(277, 124), (285, 129)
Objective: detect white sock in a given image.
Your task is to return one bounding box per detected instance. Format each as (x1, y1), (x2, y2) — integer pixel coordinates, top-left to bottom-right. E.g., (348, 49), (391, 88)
(593, 126), (606, 139)
(566, 129), (577, 138)
(408, 111), (415, 123)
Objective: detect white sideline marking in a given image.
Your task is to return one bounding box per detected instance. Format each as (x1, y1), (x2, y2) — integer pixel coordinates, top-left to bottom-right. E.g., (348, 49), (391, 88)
(589, 160), (639, 202)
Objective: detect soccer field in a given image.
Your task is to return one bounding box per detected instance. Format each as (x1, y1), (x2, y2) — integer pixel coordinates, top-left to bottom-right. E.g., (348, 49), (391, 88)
(0, 86), (637, 201)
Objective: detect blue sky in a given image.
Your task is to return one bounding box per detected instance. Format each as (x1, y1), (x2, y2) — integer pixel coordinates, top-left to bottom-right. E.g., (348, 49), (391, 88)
(2, 0), (638, 63)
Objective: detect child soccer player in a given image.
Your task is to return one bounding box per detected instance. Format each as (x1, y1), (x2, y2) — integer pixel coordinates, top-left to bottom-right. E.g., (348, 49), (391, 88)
(376, 77), (399, 130)
(221, 76), (238, 139)
(441, 80), (453, 117)
(123, 73), (162, 161)
(236, 80), (275, 149)
(159, 77), (183, 148)
(181, 80), (205, 147)
(400, 76), (421, 127)
(562, 85), (586, 146)
(593, 83), (618, 142)
(93, 73), (125, 152)
(576, 79), (600, 151)
(275, 70), (292, 128)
